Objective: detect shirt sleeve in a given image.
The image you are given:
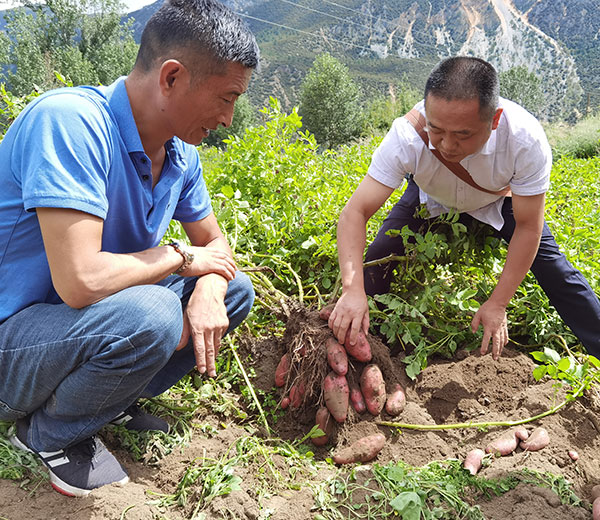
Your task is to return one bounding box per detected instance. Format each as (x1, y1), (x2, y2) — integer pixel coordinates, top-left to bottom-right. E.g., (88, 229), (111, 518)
(507, 109), (552, 197)
(13, 92), (113, 218)
(367, 112), (422, 189)
(172, 144), (213, 222)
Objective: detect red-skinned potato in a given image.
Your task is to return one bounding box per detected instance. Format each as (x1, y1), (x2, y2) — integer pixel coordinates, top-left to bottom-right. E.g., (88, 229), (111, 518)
(274, 353), (290, 387)
(326, 338), (348, 376)
(568, 450), (579, 461)
(385, 384), (406, 416)
(319, 303), (335, 321)
(345, 331), (372, 362)
(280, 396), (290, 409)
(289, 382), (306, 409)
(519, 427), (549, 452)
(323, 371), (349, 422)
(485, 429), (519, 456)
(593, 497), (600, 520)
(463, 448), (485, 475)
(312, 407), (333, 447)
(360, 364), (386, 416)
(333, 433), (386, 465)
(591, 484), (600, 502)
(514, 426), (529, 441)
(349, 383), (366, 414)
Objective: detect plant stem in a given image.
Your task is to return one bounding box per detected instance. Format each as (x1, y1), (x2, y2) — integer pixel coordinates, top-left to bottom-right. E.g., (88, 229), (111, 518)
(376, 381), (586, 431)
(228, 338), (272, 435)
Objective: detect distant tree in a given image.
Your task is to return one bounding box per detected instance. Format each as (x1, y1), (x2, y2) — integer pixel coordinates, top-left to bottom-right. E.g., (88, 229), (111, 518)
(203, 94), (257, 148)
(299, 53), (362, 148)
(1, 0), (138, 95)
(499, 66), (544, 116)
(363, 81), (421, 134)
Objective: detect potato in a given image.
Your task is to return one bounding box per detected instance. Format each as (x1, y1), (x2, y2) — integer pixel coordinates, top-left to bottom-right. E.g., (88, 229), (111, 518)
(485, 429), (519, 456)
(280, 396), (290, 410)
(519, 427), (549, 452)
(323, 371), (349, 422)
(345, 331), (372, 362)
(360, 364), (386, 416)
(311, 407), (333, 447)
(591, 484), (600, 502)
(319, 303), (335, 321)
(593, 496), (600, 520)
(274, 353), (290, 387)
(289, 382), (305, 409)
(514, 426), (529, 441)
(568, 450), (579, 461)
(385, 384), (406, 416)
(332, 433), (386, 465)
(349, 383), (366, 414)
(463, 448), (485, 475)
(326, 337), (348, 376)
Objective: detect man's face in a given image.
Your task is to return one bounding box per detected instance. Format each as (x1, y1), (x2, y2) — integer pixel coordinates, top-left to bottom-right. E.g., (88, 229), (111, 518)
(167, 61), (253, 146)
(424, 94), (502, 163)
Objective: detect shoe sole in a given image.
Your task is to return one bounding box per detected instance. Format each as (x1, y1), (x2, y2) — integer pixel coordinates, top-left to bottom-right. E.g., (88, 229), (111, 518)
(10, 432), (129, 497)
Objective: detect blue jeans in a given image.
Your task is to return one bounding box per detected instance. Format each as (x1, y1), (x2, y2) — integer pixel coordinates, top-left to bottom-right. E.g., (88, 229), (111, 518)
(0, 272), (254, 451)
(365, 179), (600, 356)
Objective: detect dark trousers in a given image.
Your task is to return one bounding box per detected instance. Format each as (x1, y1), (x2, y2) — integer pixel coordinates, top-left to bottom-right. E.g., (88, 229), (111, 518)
(364, 179), (600, 356)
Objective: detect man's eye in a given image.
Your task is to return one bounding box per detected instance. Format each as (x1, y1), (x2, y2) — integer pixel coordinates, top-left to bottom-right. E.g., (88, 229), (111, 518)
(222, 98), (232, 104)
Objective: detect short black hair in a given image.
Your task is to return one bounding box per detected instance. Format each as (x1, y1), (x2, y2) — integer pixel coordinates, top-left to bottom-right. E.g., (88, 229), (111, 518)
(424, 56), (499, 121)
(134, 0), (259, 78)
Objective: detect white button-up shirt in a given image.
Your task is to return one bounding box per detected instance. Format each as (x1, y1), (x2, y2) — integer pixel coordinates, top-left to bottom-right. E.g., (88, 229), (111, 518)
(368, 98), (552, 230)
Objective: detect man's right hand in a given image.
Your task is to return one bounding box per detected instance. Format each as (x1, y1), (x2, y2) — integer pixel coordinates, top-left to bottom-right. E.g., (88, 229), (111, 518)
(328, 289), (370, 347)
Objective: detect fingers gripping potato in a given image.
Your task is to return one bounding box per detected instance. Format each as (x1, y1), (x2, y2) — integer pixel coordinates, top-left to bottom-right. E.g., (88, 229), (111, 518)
(332, 433), (386, 465)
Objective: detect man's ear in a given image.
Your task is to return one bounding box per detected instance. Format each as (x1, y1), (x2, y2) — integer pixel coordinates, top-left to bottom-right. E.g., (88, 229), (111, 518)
(159, 59), (189, 96)
(491, 108), (503, 130)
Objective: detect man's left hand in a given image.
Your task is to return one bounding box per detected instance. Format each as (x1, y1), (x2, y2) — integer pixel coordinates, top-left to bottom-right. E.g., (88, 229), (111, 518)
(181, 275), (229, 377)
(471, 300), (509, 361)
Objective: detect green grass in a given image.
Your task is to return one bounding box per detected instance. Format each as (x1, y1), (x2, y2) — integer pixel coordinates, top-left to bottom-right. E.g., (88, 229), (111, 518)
(545, 113), (600, 159)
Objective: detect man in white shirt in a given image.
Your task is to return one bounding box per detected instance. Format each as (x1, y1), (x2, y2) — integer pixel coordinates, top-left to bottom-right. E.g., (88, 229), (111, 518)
(327, 56), (600, 361)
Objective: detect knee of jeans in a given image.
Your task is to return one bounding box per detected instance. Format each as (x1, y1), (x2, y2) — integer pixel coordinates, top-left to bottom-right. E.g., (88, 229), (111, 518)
(226, 271), (255, 330)
(123, 285), (183, 358)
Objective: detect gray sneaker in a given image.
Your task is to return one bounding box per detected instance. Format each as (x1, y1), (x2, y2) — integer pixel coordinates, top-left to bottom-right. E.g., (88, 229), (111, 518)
(10, 418), (129, 497)
(110, 403), (169, 433)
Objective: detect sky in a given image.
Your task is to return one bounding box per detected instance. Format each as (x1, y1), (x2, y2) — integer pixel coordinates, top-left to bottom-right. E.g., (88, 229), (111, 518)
(0, 0), (157, 12)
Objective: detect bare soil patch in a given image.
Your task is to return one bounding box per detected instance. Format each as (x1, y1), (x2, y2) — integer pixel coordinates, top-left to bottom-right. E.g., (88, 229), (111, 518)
(1, 307), (598, 519)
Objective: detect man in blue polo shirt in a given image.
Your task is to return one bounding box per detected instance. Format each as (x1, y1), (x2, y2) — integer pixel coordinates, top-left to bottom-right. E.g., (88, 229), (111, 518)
(0, 0), (258, 497)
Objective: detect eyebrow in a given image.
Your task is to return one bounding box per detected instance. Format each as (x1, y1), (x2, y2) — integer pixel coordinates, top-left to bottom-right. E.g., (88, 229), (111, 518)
(428, 122), (472, 135)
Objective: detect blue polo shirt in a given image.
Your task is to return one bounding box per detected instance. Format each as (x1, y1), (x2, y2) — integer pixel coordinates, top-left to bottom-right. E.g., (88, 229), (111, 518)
(0, 78), (212, 323)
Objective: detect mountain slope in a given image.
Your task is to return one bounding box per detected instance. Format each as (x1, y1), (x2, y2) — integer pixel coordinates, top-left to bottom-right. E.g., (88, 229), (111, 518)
(123, 0), (597, 120)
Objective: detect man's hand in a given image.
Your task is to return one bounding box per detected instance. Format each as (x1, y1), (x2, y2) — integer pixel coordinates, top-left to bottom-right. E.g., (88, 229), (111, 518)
(183, 275), (230, 377)
(471, 300), (509, 361)
(328, 289), (370, 347)
(183, 246), (236, 281)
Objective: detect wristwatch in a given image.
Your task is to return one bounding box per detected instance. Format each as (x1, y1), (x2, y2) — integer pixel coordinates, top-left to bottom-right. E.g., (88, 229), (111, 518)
(168, 240), (195, 274)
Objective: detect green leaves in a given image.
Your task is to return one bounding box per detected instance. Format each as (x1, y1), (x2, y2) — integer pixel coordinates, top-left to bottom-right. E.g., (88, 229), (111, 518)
(389, 491), (422, 519)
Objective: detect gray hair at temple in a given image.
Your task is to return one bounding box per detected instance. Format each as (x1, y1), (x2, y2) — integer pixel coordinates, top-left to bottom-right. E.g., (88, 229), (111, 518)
(134, 0), (259, 80)
(424, 56), (499, 121)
